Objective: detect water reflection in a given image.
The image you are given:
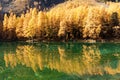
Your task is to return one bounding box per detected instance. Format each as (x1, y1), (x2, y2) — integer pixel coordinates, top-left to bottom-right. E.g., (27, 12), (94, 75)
(3, 43), (120, 76)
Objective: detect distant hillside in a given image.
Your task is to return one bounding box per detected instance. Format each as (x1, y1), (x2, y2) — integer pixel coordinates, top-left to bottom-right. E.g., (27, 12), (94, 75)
(0, 0), (118, 14)
(0, 0), (65, 14)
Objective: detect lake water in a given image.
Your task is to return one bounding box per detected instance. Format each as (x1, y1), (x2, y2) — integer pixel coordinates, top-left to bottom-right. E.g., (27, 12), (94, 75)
(0, 42), (120, 80)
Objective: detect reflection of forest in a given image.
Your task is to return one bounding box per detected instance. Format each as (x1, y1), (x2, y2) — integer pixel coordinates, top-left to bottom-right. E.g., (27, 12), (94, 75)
(4, 43), (120, 76)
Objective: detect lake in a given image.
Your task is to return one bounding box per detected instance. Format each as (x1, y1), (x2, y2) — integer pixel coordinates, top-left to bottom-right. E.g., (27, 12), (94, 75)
(0, 42), (120, 80)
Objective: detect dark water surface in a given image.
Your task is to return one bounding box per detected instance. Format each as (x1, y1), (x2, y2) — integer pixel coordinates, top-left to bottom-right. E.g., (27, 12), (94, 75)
(0, 42), (120, 80)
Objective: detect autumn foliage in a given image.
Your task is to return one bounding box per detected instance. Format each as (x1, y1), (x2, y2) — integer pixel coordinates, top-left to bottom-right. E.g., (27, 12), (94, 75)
(1, 0), (120, 41)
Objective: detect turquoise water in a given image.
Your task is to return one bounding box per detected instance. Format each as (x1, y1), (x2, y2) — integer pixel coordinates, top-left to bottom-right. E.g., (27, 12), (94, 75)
(0, 42), (120, 80)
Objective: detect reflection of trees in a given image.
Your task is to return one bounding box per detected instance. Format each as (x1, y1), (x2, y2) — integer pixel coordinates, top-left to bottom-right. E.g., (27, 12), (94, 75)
(4, 43), (120, 76)
(56, 45), (102, 76)
(4, 45), (43, 72)
(81, 45), (102, 75)
(0, 66), (4, 73)
(104, 60), (120, 75)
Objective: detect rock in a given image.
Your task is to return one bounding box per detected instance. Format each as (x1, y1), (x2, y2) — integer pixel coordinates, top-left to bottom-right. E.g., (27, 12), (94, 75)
(85, 39), (96, 43)
(0, 0), (65, 14)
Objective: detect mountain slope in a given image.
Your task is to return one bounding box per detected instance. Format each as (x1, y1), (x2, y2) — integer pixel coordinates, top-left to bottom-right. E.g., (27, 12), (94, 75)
(0, 0), (65, 14)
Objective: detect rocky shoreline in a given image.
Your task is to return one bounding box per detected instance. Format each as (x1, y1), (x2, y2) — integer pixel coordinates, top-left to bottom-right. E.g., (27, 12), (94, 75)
(1, 38), (119, 43)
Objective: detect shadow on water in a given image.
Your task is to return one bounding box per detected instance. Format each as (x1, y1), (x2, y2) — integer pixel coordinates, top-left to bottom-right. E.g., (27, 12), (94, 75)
(0, 42), (120, 80)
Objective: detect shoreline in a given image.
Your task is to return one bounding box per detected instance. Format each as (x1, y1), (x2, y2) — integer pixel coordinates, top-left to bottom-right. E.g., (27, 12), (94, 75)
(0, 38), (120, 43)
